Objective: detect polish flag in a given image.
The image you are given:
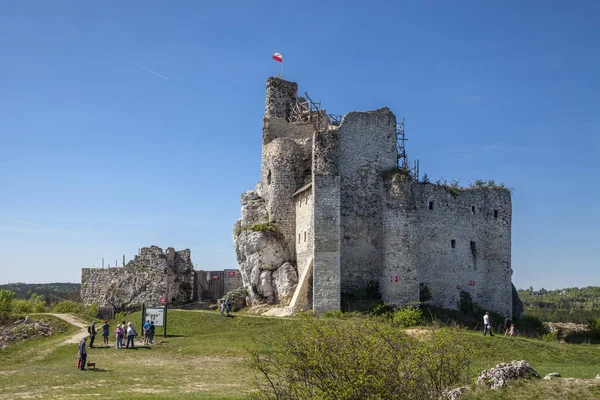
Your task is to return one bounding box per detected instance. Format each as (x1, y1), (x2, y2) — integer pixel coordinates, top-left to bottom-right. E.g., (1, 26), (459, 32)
(272, 52), (283, 62)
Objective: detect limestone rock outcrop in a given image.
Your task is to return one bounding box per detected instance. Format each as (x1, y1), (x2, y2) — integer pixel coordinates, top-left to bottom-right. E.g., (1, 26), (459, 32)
(233, 190), (298, 306)
(477, 360), (540, 390)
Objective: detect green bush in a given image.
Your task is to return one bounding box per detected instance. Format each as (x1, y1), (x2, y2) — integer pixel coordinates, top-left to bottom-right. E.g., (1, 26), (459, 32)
(393, 305), (423, 327)
(247, 315), (476, 399)
(541, 332), (558, 342)
(0, 289), (15, 320)
(33, 300), (47, 313)
(51, 300), (83, 314)
(370, 302), (396, 317)
(248, 223), (277, 233)
(12, 299), (34, 314)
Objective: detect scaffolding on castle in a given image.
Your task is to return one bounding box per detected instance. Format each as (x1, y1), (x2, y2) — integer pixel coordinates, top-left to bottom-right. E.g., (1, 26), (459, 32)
(288, 92), (342, 131)
(397, 118), (420, 181)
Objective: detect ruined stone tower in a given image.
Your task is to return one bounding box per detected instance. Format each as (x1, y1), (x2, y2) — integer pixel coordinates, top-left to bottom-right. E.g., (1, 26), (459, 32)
(233, 77), (517, 317)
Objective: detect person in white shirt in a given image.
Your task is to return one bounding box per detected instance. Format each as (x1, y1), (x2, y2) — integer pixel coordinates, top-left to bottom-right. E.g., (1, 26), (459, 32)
(483, 312), (494, 336)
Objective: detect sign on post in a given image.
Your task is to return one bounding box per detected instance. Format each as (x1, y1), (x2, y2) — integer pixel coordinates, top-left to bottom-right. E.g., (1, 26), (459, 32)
(145, 307), (165, 327)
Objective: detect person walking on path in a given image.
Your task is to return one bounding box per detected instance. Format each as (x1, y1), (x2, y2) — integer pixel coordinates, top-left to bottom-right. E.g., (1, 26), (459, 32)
(503, 314), (511, 337)
(483, 312), (494, 336)
(102, 320), (110, 346)
(126, 322), (137, 348)
(115, 324), (124, 349)
(220, 301), (225, 317)
(78, 336), (88, 370)
(143, 320), (151, 345)
(149, 321), (155, 344)
(509, 324), (515, 339)
(88, 321), (97, 347)
(225, 297), (231, 316)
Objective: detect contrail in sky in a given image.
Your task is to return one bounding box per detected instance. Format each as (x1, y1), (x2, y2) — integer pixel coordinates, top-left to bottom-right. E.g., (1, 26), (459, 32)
(136, 64), (169, 80)
(7, 217), (50, 230)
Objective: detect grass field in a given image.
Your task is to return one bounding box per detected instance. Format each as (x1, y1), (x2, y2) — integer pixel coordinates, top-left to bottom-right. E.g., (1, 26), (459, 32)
(1, 310), (600, 399)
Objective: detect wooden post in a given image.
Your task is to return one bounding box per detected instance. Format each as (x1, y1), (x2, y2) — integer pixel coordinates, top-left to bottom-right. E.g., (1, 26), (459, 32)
(164, 305), (168, 338)
(141, 303), (145, 331)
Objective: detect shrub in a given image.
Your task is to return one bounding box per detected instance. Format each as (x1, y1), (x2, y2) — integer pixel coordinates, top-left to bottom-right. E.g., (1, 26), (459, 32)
(370, 302), (396, 317)
(12, 299), (33, 314)
(541, 332), (558, 342)
(248, 223), (277, 233)
(393, 305), (423, 327)
(247, 315), (476, 399)
(33, 300), (47, 313)
(51, 300), (83, 314)
(0, 289), (15, 320)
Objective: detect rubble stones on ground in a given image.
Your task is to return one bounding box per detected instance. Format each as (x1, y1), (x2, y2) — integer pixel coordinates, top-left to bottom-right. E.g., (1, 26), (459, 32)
(442, 386), (469, 400)
(0, 318), (55, 350)
(596, 374), (600, 380)
(544, 372), (562, 379)
(477, 360), (540, 390)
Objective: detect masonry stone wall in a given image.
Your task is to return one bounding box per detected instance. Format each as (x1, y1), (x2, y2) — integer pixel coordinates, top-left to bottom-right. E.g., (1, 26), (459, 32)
(264, 77), (297, 120)
(81, 246), (195, 308)
(312, 126), (342, 312)
(381, 174), (513, 316)
(294, 184), (314, 278)
(259, 137), (310, 262)
(223, 269), (243, 294)
(338, 109), (397, 292)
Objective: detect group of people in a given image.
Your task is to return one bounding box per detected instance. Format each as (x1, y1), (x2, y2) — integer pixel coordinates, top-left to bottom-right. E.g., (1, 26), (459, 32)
(77, 319), (156, 370)
(220, 296), (231, 317)
(483, 311), (515, 339)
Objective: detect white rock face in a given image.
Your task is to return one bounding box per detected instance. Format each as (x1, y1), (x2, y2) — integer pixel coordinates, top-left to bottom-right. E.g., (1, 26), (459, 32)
(233, 190), (299, 306)
(272, 262), (298, 304)
(257, 270), (275, 303)
(477, 360), (540, 390)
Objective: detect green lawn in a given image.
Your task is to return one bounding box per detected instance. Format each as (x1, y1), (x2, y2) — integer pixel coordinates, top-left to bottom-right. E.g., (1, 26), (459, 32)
(1, 310), (599, 399)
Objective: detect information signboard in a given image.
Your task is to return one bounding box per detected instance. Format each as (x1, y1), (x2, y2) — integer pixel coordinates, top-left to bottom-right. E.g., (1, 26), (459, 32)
(145, 307), (165, 326)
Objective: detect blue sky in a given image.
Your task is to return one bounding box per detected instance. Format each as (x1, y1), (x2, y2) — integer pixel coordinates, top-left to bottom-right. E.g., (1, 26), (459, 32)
(0, 1), (598, 290)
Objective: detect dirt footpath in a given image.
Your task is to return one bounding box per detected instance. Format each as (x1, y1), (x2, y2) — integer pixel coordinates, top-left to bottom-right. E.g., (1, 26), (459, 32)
(47, 313), (90, 345)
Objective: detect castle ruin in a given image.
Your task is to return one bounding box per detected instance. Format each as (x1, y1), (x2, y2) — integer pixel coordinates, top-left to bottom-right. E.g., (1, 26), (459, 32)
(233, 77), (518, 316)
(81, 246), (242, 308)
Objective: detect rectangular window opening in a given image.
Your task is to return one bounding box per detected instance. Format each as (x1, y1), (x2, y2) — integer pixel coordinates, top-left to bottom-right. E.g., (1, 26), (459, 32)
(494, 210), (498, 218)
(471, 206), (476, 215)
(470, 241), (477, 256)
(304, 231), (307, 242)
(451, 239), (456, 249)
(298, 233), (301, 244)
(428, 201), (434, 210)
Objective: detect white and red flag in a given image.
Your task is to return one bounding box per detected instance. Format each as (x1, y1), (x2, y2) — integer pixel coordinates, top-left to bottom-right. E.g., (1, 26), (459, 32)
(272, 52), (283, 62)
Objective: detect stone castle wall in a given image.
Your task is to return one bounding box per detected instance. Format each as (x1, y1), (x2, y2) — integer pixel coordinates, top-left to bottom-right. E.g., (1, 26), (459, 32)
(338, 109), (397, 292)
(381, 175), (513, 316)
(81, 246), (195, 308)
(294, 184), (314, 278)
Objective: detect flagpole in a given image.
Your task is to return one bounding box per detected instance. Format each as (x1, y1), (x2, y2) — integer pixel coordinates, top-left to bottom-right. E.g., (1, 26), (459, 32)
(280, 60), (283, 78)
